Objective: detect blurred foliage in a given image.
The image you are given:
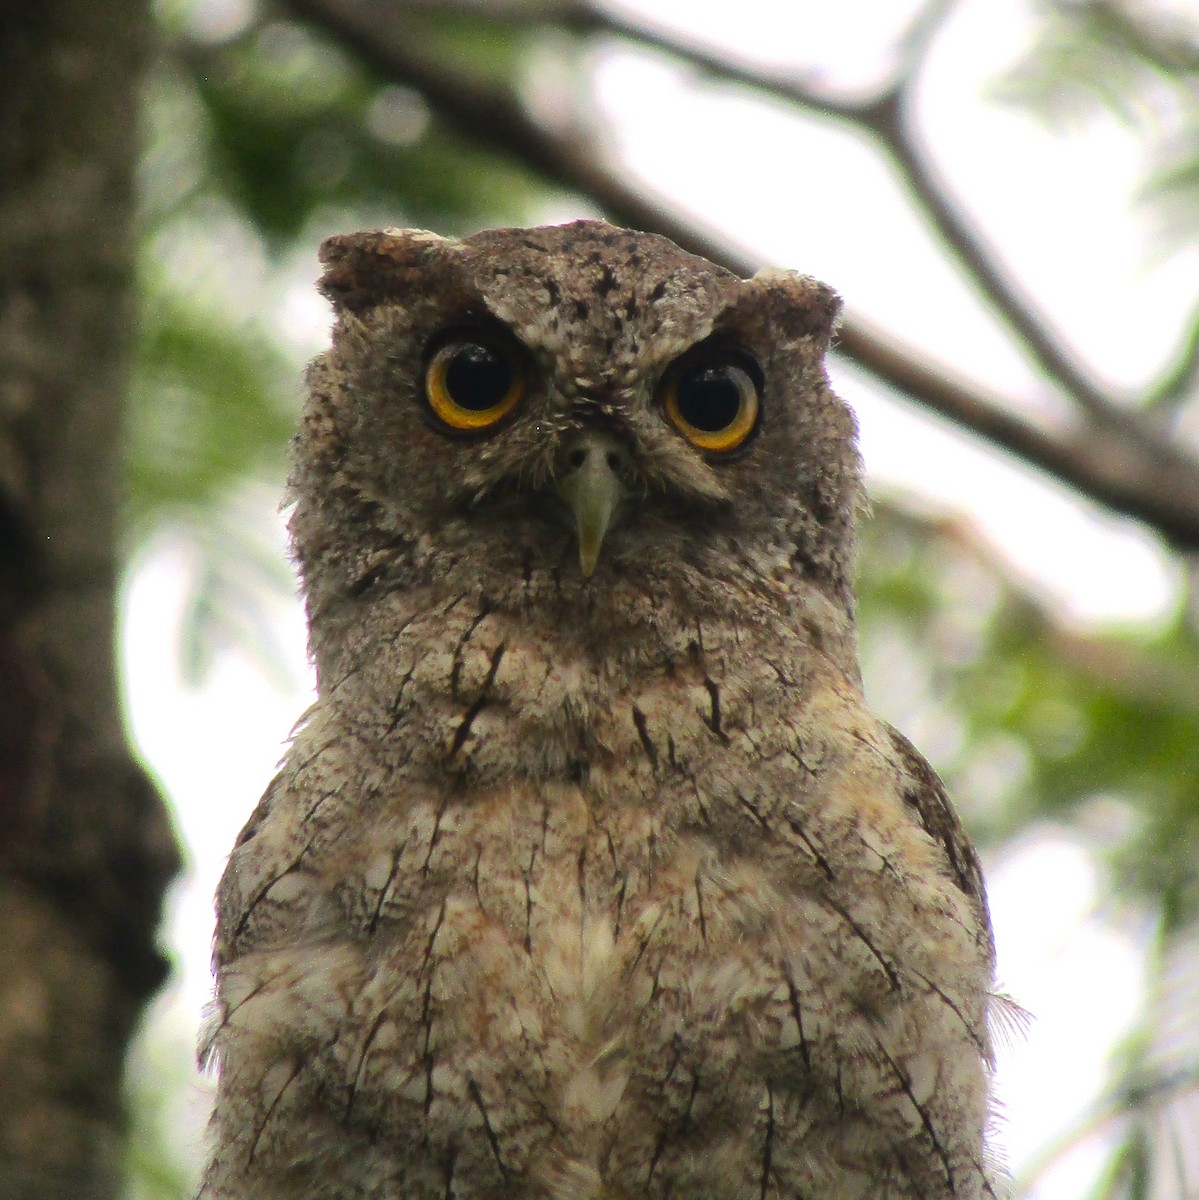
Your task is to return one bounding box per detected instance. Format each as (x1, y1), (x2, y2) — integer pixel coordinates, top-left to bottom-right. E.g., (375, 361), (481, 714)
(127, 3), (543, 685)
(130, 279), (295, 519)
(858, 503), (1199, 928)
(130, 4), (543, 525)
(123, 1023), (199, 1200)
(996, 0), (1199, 250)
(185, 21), (539, 246)
(124, 1), (1199, 1198)
(856, 500), (1199, 1198)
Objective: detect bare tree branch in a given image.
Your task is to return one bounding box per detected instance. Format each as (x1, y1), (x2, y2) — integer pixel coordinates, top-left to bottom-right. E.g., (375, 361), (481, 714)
(554, 2), (868, 117)
(858, 90), (1143, 427)
(405, 0), (1188, 450)
(890, 0), (961, 83)
(839, 314), (1199, 550)
(565, 2), (1163, 440)
(282, 0), (1199, 549)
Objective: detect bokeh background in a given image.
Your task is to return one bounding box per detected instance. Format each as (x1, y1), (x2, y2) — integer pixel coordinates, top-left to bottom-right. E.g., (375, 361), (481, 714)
(106, 0), (1199, 1196)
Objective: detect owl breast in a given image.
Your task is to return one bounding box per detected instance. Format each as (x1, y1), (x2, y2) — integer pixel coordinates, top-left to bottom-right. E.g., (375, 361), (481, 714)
(210, 592), (991, 1200)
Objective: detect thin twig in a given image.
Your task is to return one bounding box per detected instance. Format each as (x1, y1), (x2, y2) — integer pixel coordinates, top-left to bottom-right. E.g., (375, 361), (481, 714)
(554, 1), (869, 118)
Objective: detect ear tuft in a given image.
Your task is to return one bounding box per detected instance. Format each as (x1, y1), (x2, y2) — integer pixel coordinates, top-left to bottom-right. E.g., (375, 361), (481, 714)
(318, 228), (453, 314)
(749, 269), (842, 345)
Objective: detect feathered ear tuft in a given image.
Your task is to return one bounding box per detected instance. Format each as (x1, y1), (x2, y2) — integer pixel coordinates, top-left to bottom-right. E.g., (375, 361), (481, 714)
(317, 228), (454, 314)
(746, 269), (842, 347)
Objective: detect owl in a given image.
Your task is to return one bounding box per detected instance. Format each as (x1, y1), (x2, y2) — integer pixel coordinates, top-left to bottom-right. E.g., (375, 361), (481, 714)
(199, 220), (997, 1200)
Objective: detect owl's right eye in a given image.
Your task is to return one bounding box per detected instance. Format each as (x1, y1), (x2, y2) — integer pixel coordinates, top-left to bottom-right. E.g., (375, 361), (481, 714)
(424, 335), (526, 433)
(659, 347), (762, 455)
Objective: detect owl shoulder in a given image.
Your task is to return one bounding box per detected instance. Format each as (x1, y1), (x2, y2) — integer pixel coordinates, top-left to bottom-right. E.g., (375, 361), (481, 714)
(884, 722), (992, 950)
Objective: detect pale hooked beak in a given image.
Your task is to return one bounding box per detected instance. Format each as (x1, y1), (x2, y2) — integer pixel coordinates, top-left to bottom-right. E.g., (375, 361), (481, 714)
(554, 430), (630, 577)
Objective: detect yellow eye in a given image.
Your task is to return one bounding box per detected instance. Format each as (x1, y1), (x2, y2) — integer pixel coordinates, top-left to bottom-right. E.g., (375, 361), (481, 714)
(660, 353), (761, 454)
(424, 336), (525, 432)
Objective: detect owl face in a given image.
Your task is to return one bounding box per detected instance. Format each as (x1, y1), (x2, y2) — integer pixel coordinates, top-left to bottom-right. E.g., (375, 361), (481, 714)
(292, 221), (862, 640)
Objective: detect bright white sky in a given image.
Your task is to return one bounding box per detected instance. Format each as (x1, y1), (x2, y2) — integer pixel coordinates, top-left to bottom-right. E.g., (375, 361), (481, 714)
(124, 0), (1197, 1194)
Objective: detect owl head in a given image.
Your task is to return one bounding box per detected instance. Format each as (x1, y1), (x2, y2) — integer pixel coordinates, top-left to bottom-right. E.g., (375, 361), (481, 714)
(289, 221), (863, 668)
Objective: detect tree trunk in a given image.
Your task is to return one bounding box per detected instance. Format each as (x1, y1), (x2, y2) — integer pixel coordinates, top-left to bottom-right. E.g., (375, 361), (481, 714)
(0, 1), (180, 1197)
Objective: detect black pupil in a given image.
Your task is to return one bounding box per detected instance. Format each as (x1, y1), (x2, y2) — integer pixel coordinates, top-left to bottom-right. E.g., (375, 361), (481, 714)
(677, 365), (744, 431)
(445, 343), (512, 411)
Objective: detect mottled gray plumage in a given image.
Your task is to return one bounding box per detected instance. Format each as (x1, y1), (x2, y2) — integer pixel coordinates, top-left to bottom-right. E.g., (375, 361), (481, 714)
(199, 220), (997, 1200)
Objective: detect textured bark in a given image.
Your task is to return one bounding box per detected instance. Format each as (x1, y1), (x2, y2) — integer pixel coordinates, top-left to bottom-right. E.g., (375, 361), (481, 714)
(0, 1), (180, 1197)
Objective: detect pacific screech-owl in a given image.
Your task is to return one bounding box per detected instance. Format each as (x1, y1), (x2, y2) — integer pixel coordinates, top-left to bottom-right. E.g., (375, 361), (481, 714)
(199, 220), (997, 1200)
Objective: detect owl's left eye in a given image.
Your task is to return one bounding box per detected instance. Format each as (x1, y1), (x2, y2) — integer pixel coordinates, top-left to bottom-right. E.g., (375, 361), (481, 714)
(424, 335), (526, 432)
(659, 350), (761, 454)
